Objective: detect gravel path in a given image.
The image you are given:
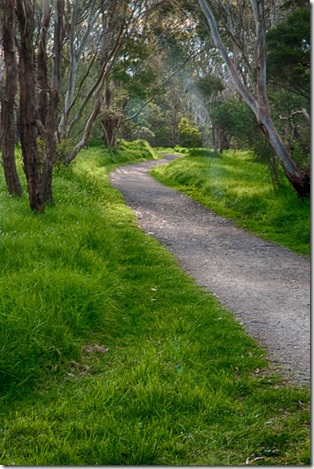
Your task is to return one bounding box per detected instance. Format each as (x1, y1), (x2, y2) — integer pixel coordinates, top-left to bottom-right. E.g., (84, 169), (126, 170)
(110, 154), (310, 386)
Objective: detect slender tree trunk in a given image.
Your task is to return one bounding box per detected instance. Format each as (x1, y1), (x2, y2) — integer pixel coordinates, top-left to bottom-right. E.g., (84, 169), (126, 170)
(1, 0), (23, 196)
(16, 0), (44, 212)
(101, 80), (121, 152)
(57, 0), (99, 141)
(37, 0), (53, 204)
(66, 98), (102, 164)
(102, 118), (117, 151)
(40, 0), (63, 205)
(37, 1), (50, 128)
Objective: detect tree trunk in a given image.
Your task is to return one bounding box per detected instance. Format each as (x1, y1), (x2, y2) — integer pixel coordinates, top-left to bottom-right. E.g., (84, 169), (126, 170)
(37, 1), (50, 128)
(66, 99), (102, 164)
(40, 0), (63, 205)
(15, 0), (63, 210)
(16, 0), (44, 212)
(258, 112), (310, 198)
(1, 0), (23, 196)
(102, 117), (118, 151)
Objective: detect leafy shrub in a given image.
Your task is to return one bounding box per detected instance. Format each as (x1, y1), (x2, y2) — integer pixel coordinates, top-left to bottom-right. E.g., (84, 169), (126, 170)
(174, 145), (189, 154)
(36, 138), (75, 165)
(119, 139), (157, 160)
(178, 118), (202, 148)
(55, 139), (75, 164)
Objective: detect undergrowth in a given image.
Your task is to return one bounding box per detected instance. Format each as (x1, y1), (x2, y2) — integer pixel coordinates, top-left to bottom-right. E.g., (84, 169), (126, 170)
(0, 142), (310, 465)
(152, 149), (310, 256)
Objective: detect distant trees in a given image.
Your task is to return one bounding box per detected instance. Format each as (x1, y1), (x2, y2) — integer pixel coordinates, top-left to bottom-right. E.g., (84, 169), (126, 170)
(62, 0), (159, 163)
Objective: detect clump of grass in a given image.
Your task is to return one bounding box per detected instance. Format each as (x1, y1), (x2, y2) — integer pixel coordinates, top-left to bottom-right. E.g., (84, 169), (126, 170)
(0, 143), (310, 465)
(120, 139), (157, 159)
(151, 149), (310, 255)
(0, 168), (121, 391)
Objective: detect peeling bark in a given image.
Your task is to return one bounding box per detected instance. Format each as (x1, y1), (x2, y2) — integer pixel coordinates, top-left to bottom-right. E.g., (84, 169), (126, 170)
(16, 0), (44, 212)
(15, 0), (63, 211)
(1, 0), (23, 196)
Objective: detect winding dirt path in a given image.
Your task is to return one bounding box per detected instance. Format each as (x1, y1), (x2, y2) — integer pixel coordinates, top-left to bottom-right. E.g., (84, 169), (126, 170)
(110, 154), (310, 386)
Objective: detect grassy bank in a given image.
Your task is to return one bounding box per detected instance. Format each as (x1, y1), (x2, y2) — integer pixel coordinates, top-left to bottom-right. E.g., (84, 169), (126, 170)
(0, 143), (310, 465)
(151, 149), (310, 256)
(0, 140), (157, 392)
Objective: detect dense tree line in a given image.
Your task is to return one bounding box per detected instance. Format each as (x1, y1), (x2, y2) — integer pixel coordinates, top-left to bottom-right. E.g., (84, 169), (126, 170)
(0, 0), (310, 211)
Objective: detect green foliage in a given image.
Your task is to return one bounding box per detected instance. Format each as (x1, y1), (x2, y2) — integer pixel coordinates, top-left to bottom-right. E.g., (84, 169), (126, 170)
(152, 150), (310, 255)
(196, 73), (224, 98)
(269, 91), (310, 169)
(210, 98), (277, 176)
(133, 102), (174, 147)
(55, 139), (75, 164)
(0, 144), (310, 465)
(172, 146), (219, 158)
(210, 95), (310, 185)
(267, 7), (310, 99)
(37, 138), (75, 165)
(178, 117), (202, 148)
(211, 99), (257, 149)
(119, 139), (157, 160)
(187, 148), (219, 158)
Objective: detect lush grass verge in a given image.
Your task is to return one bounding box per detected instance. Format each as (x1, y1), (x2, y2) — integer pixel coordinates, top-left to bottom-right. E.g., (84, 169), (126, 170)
(152, 149), (310, 256)
(0, 140), (157, 392)
(0, 143), (310, 465)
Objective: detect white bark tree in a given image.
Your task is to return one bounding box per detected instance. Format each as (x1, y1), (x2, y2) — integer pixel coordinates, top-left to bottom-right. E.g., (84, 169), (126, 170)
(57, 0), (101, 142)
(198, 0), (310, 198)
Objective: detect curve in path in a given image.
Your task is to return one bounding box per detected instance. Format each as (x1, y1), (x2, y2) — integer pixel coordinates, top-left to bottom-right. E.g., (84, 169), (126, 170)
(110, 154), (310, 386)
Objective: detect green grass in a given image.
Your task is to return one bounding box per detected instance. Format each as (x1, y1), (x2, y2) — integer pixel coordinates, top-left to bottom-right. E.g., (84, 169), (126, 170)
(0, 141), (158, 391)
(0, 143), (310, 465)
(152, 149), (310, 256)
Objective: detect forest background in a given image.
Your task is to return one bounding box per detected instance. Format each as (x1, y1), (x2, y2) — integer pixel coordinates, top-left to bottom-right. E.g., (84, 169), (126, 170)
(0, 0), (310, 211)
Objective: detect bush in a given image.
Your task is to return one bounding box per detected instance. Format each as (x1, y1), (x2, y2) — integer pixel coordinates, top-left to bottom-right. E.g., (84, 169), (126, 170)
(55, 139), (75, 164)
(178, 118), (202, 148)
(36, 138), (75, 165)
(119, 139), (157, 161)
